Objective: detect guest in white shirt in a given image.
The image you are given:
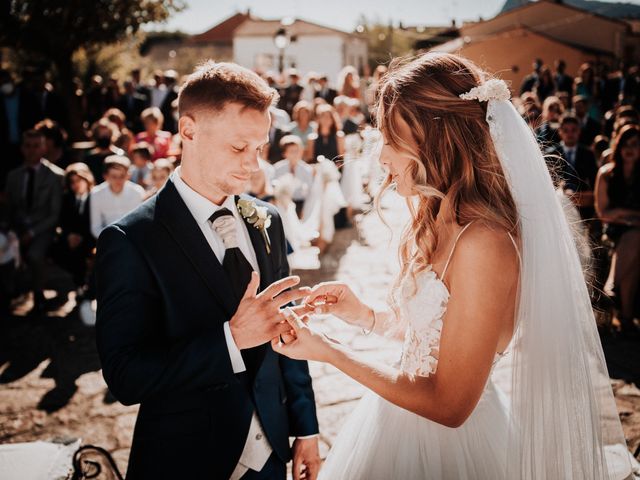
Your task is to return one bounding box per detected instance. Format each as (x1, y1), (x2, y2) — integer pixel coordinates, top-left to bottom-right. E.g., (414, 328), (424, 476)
(90, 155), (144, 239)
(273, 135), (314, 217)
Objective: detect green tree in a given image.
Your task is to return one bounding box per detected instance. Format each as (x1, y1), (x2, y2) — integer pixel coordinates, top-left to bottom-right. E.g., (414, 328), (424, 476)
(0, 0), (184, 139)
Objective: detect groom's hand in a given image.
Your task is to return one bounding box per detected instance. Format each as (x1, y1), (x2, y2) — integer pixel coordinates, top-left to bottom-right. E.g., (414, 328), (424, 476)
(230, 273), (311, 350)
(292, 437), (321, 480)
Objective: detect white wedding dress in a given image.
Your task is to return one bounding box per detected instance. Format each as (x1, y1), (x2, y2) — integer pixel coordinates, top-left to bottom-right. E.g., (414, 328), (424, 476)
(320, 224), (514, 480)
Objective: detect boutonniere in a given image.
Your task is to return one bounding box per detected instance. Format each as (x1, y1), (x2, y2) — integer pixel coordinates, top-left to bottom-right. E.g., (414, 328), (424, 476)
(237, 198), (272, 254)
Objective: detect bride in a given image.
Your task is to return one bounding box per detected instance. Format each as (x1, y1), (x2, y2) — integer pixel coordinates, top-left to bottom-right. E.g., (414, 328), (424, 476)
(273, 53), (632, 479)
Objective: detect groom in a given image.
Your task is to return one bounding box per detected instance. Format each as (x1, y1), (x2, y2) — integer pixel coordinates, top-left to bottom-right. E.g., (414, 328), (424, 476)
(96, 61), (320, 479)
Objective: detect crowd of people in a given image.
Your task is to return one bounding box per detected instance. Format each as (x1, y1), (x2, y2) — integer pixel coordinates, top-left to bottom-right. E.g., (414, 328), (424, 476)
(0, 64), (379, 317)
(516, 58), (640, 336)
(0, 58), (638, 334)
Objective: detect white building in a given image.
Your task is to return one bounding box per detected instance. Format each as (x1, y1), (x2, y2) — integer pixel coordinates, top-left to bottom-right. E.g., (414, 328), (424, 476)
(233, 18), (368, 83)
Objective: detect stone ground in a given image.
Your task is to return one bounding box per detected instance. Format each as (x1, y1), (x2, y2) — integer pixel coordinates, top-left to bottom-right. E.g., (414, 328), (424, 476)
(1, 193), (639, 476)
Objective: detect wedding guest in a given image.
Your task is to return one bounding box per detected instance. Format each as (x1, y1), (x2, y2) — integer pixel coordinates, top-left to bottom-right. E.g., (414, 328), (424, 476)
(573, 95), (601, 146)
(548, 115), (598, 221)
(90, 155), (144, 239)
(536, 96), (563, 148)
(575, 63), (601, 120)
(557, 91), (570, 111)
(149, 70), (168, 109)
(57, 163), (95, 288)
(279, 69), (305, 115)
(306, 104), (345, 163)
(273, 135), (314, 216)
(135, 107), (171, 160)
(337, 66), (361, 100)
(144, 158), (174, 199)
(519, 58), (542, 95)
(342, 97), (364, 135)
(85, 119), (124, 184)
(534, 66), (556, 103)
(289, 100), (316, 149)
(119, 80), (148, 133)
(35, 119), (73, 169)
(595, 124), (640, 336)
(5, 130), (64, 315)
(315, 74), (337, 105)
(554, 60), (574, 98)
(129, 142), (153, 189)
(592, 135), (611, 166)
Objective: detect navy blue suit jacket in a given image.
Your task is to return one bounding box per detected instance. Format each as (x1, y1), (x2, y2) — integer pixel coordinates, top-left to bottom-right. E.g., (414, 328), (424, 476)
(96, 179), (318, 479)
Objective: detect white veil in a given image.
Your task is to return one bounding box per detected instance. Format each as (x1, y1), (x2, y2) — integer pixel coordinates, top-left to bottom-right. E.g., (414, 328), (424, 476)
(460, 80), (632, 479)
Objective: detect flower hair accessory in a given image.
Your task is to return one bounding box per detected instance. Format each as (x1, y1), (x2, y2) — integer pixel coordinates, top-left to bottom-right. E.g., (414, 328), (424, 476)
(459, 78), (510, 102)
(237, 198), (272, 254)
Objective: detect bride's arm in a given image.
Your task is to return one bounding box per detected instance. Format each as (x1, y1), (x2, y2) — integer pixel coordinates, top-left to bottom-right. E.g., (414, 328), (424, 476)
(275, 228), (518, 428)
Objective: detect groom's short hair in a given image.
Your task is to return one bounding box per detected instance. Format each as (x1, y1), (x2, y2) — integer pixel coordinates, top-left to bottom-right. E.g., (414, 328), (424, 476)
(178, 60), (278, 118)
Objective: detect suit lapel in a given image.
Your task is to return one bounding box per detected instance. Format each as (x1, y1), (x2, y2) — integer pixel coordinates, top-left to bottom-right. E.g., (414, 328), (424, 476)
(236, 194), (274, 291)
(157, 180), (238, 317)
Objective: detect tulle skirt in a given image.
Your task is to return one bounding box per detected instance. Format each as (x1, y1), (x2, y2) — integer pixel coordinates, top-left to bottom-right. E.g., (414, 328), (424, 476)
(319, 381), (511, 480)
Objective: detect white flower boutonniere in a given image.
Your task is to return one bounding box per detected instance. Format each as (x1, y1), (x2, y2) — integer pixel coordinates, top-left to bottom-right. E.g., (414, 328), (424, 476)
(237, 198), (272, 254)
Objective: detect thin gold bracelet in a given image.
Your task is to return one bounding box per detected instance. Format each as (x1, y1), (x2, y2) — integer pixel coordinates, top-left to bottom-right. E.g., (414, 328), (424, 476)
(361, 308), (376, 336)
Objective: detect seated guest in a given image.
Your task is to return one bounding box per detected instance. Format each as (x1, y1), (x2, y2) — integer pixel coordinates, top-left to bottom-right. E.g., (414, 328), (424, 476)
(573, 95), (601, 147)
(273, 135), (314, 216)
(536, 96), (563, 148)
(56, 163), (95, 288)
(315, 74), (337, 105)
(89, 155), (144, 239)
(546, 114), (598, 222)
(129, 142), (153, 189)
(595, 124), (640, 336)
(135, 107), (171, 160)
(35, 119), (73, 168)
(5, 130), (64, 314)
(85, 119), (124, 184)
(144, 158), (174, 199)
(306, 104), (345, 163)
(289, 100), (316, 149)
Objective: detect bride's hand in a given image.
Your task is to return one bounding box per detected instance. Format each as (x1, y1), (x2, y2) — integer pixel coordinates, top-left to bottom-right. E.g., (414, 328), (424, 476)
(271, 308), (335, 363)
(304, 281), (371, 328)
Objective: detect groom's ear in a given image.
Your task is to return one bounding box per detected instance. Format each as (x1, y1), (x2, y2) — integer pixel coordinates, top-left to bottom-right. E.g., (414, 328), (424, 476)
(179, 115), (196, 142)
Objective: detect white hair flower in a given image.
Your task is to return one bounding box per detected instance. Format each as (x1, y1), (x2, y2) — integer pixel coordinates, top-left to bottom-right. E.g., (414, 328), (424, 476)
(459, 78), (510, 103)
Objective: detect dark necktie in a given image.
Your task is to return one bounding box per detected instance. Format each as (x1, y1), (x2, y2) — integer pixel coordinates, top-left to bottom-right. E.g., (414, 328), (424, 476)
(25, 167), (36, 210)
(209, 208), (261, 384)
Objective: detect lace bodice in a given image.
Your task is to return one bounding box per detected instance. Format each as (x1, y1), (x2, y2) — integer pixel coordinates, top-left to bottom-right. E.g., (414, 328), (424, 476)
(394, 268), (449, 376)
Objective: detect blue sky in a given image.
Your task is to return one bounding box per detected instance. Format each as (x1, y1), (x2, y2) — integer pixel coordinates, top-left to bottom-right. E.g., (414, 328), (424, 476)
(150, 0), (523, 33)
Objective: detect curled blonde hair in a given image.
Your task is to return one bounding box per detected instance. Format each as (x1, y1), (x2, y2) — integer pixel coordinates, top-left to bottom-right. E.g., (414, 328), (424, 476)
(374, 53), (519, 295)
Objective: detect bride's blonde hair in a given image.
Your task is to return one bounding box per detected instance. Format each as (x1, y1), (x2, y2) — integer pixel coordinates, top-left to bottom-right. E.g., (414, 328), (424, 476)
(374, 53), (519, 293)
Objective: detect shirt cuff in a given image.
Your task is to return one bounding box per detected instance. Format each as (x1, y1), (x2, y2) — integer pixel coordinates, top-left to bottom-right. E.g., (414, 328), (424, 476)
(223, 321), (246, 374)
(296, 434), (319, 440)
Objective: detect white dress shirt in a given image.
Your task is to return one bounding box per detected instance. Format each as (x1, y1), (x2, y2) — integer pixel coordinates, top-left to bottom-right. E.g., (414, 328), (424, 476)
(90, 181), (144, 239)
(171, 167), (272, 479)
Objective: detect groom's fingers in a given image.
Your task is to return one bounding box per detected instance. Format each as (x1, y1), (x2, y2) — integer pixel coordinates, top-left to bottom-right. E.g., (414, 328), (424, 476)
(273, 287), (312, 307)
(260, 275), (301, 299)
(241, 271), (260, 299)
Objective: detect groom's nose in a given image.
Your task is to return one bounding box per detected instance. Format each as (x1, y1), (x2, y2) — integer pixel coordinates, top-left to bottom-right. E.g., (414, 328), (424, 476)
(241, 151), (260, 173)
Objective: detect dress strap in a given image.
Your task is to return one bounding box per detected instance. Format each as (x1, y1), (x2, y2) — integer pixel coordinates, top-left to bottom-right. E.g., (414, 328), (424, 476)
(441, 221), (475, 281)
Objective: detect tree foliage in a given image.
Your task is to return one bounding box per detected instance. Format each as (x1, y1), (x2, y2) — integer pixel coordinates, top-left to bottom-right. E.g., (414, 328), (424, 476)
(1, 0), (184, 59)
